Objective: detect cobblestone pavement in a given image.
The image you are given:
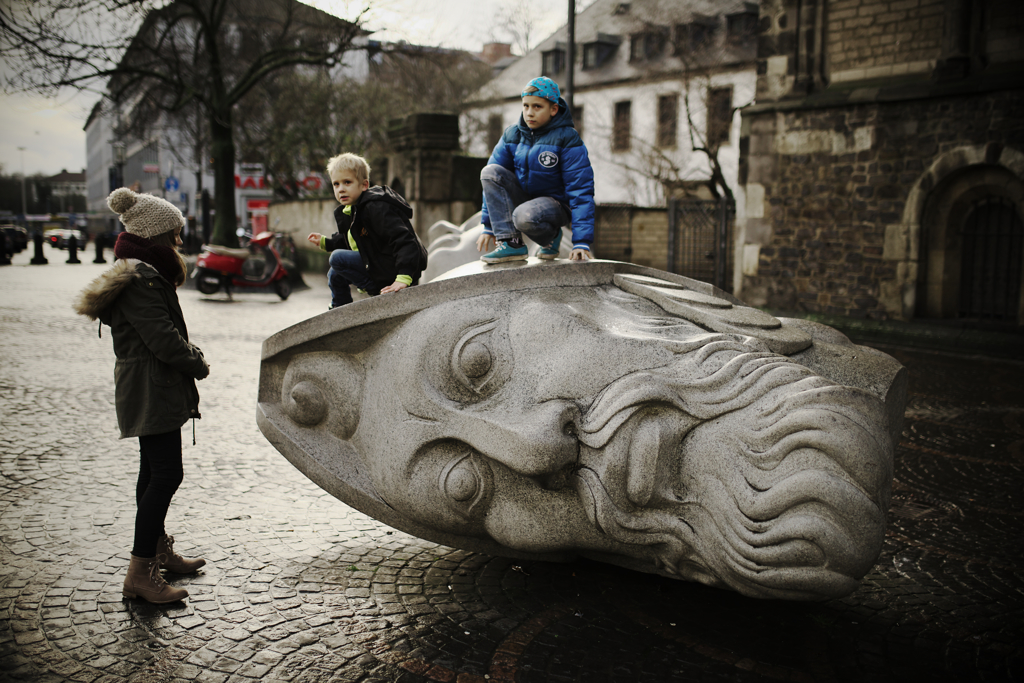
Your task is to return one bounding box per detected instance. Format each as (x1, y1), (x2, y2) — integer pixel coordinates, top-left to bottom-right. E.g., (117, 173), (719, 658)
(1, 245), (1022, 683)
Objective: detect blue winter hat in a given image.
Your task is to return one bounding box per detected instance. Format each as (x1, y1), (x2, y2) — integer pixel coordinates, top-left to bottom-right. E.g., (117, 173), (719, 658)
(522, 76), (560, 104)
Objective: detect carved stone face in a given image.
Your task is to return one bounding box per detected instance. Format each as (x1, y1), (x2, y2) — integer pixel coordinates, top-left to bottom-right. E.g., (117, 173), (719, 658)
(259, 263), (903, 600)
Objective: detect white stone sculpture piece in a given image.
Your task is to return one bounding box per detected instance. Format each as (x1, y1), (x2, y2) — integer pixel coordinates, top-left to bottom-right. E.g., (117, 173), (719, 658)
(422, 212), (573, 283)
(257, 260), (906, 601)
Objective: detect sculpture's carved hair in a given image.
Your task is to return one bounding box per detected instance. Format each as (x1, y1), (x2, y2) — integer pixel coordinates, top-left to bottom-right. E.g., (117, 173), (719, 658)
(575, 338), (893, 600)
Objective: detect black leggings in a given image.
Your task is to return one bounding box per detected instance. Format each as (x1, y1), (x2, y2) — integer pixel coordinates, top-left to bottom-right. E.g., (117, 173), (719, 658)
(132, 429), (184, 558)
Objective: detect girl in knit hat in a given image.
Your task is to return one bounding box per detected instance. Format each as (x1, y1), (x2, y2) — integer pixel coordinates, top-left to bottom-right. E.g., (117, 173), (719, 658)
(74, 187), (211, 604)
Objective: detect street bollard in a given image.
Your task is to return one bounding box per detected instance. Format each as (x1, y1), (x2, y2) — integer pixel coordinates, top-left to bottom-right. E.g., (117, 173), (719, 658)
(0, 233), (10, 266)
(29, 231), (48, 265)
(66, 233), (81, 264)
(93, 233), (107, 263)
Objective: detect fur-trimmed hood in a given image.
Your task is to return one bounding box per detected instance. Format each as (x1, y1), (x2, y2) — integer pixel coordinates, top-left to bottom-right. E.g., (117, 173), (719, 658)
(73, 259), (148, 321)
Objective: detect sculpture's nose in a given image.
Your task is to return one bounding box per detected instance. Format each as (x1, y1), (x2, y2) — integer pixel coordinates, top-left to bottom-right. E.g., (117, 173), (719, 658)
(452, 400), (581, 480)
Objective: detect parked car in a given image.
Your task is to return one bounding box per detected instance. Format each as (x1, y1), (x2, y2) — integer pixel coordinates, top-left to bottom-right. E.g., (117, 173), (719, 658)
(1, 225), (28, 253)
(44, 228), (88, 249)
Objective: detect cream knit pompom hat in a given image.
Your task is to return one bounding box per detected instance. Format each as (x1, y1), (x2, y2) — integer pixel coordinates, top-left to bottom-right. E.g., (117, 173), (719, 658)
(107, 187), (185, 239)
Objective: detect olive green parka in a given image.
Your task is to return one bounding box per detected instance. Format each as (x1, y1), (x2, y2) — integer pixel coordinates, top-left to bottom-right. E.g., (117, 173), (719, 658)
(74, 259), (209, 438)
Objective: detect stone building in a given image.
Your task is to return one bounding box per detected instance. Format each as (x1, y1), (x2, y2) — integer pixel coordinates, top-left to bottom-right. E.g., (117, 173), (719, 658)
(737, 0), (1024, 325)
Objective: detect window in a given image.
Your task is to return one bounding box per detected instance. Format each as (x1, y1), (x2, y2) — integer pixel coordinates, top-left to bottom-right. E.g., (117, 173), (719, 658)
(487, 114), (504, 151)
(675, 19), (716, 54)
(629, 28), (668, 62)
(707, 87), (733, 145)
(726, 10), (757, 45)
(657, 94), (677, 148)
(583, 33), (621, 70)
(613, 101), (631, 151)
(542, 49), (565, 76)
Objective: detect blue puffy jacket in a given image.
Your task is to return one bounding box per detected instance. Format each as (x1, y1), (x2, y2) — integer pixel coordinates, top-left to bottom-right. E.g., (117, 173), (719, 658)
(481, 98), (596, 248)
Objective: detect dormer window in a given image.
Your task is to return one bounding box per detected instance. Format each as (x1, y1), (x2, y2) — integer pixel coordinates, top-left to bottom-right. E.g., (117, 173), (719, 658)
(542, 48), (565, 75)
(629, 27), (668, 62)
(726, 6), (758, 45)
(675, 16), (717, 55)
(614, 3), (631, 15)
(583, 33), (621, 70)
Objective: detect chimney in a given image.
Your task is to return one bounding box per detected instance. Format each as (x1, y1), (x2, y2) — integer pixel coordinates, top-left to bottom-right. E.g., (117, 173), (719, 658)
(480, 43), (514, 64)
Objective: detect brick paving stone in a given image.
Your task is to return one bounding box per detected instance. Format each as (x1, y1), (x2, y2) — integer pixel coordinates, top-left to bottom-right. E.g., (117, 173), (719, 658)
(2, 248), (1023, 681)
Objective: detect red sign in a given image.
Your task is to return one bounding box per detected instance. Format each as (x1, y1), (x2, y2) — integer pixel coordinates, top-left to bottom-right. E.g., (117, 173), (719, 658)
(143, 164), (160, 173)
(247, 199), (270, 215)
(235, 175), (266, 189)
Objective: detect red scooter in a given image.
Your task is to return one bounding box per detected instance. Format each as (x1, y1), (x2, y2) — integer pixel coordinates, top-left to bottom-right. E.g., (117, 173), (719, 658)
(193, 231), (291, 300)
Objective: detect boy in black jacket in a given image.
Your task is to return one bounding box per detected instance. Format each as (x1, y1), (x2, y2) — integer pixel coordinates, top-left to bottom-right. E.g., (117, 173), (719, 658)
(307, 153), (427, 308)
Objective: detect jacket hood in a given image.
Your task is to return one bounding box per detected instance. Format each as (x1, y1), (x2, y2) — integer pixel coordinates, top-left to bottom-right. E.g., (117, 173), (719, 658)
(518, 96), (576, 135)
(356, 185), (414, 219)
(73, 259), (147, 320)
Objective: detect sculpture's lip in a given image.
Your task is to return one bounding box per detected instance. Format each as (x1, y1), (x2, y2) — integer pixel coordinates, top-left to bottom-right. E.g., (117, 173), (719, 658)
(573, 465), (606, 533)
(576, 412), (689, 513)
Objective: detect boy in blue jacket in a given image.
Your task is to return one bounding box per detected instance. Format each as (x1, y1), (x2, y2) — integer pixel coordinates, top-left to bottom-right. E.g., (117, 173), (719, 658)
(477, 76), (595, 263)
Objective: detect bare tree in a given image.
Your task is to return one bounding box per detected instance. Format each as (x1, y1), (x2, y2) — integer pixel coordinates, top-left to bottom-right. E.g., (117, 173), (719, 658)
(233, 42), (493, 199)
(492, 0), (537, 55)
(2, 0), (363, 247)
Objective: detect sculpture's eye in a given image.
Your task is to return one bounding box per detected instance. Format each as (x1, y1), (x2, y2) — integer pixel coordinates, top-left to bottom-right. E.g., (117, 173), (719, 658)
(452, 322), (499, 394)
(443, 456), (480, 501)
(439, 452), (492, 520)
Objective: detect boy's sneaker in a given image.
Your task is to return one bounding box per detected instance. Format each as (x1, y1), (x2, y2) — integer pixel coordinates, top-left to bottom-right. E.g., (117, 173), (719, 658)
(481, 240), (529, 264)
(536, 229), (563, 260)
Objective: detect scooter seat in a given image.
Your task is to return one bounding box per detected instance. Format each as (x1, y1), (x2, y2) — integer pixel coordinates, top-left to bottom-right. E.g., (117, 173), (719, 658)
(202, 244), (251, 260)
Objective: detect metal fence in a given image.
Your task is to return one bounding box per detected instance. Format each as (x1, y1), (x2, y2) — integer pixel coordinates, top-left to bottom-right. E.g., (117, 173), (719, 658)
(667, 198), (734, 293)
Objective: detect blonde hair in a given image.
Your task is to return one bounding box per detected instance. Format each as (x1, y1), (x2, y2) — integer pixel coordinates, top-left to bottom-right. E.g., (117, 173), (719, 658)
(149, 228), (188, 287)
(326, 153), (371, 184)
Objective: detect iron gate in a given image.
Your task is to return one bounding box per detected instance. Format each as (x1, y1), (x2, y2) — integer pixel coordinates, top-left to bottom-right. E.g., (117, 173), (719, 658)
(959, 196), (1023, 323)
(667, 199), (734, 292)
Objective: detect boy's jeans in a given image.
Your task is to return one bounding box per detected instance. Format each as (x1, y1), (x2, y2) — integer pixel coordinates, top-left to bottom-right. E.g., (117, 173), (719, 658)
(328, 249), (377, 307)
(481, 164), (569, 246)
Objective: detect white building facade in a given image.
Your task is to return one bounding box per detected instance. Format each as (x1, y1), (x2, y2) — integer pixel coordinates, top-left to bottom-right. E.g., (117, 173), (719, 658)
(461, 0), (758, 209)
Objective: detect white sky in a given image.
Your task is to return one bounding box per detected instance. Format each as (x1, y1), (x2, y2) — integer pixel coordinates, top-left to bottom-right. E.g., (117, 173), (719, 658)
(0, 0), (570, 179)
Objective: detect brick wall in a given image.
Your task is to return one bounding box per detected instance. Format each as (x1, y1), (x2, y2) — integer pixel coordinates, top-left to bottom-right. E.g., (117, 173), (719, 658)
(592, 205), (670, 269)
(827, 0), (945, 81)
(739, 89), (1024, 319)
(630, 208), (670, 269)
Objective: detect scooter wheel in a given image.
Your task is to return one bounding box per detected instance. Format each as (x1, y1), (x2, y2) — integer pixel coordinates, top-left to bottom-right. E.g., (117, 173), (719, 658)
(275, 279), (292, 300)
(197, 274), (221, 295)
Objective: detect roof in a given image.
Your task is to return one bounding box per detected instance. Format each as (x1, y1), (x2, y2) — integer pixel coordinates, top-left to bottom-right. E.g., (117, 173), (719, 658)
(466, 0), (757, 106)
(47, 170), (87, 183)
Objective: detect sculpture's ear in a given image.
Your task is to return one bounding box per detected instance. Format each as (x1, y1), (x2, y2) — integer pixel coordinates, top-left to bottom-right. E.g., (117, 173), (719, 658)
(280, 352), (363, 440)
(257, 313), (413, 443)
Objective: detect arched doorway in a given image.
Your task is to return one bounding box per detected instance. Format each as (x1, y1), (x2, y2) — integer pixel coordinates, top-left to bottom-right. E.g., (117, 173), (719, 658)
(959, 197), (1023, 321)
(917, 164), (1024, 325)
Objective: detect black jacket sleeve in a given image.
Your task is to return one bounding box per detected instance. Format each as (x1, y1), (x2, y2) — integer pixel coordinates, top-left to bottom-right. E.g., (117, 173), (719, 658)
(324, 208), (354, 251)
(363, 202), (426, 279)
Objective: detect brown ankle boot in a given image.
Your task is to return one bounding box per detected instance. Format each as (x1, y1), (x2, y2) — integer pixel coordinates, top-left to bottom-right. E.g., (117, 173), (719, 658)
(155, 534), (206, 573)
(123, 555), (188, 603)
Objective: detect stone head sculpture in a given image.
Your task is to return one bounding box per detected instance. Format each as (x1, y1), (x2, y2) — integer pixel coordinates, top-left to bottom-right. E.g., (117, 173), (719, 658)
(257, 260), (906, 600)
